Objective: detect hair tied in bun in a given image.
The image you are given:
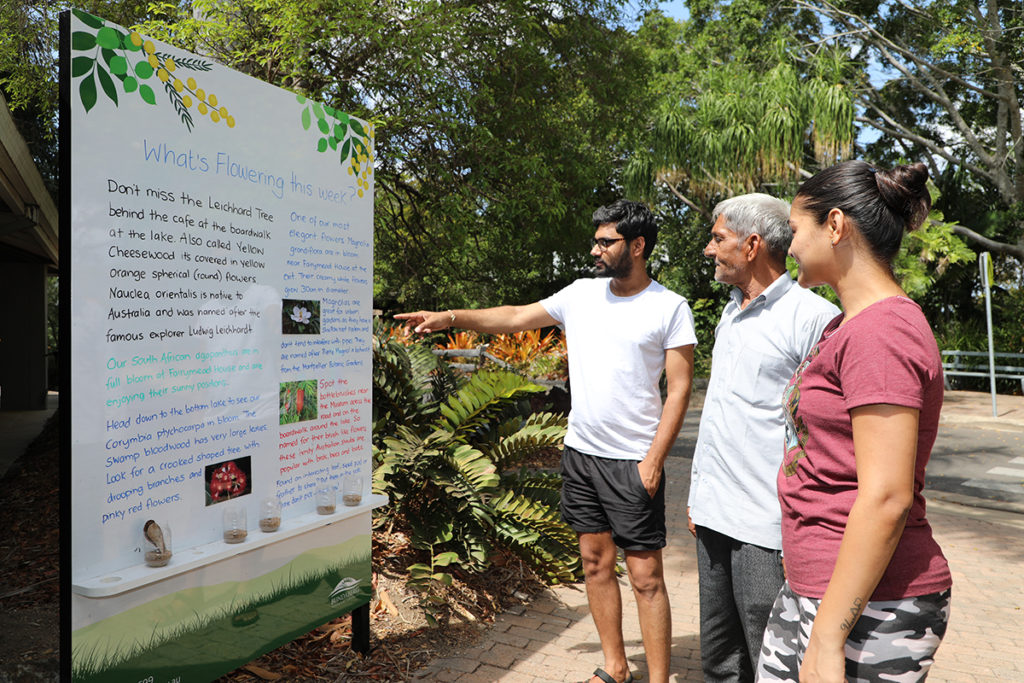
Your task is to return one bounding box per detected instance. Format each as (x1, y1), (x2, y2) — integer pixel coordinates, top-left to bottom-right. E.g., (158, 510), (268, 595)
(795, 160), (931, 264)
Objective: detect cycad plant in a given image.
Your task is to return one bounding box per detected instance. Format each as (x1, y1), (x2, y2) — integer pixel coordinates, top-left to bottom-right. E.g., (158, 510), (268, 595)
(372, 326), (579, 623)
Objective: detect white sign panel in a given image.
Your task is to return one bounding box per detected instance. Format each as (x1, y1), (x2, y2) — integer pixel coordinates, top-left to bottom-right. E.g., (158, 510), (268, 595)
(68, 9), (374, 585)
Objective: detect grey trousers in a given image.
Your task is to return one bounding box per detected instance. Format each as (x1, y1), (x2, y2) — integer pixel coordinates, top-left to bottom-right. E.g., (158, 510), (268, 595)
(696, 526), (785, 683)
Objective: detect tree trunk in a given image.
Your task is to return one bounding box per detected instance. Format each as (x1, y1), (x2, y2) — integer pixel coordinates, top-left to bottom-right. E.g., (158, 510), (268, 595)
(950, 224), (1024, 263)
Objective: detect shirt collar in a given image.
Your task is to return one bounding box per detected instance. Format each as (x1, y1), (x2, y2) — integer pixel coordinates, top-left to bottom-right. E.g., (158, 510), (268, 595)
(729, 272), (794, 312)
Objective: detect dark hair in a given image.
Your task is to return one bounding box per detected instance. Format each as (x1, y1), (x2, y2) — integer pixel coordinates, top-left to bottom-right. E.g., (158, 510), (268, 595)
(795, 160), (931, 264)
(592, 199), (658, 259)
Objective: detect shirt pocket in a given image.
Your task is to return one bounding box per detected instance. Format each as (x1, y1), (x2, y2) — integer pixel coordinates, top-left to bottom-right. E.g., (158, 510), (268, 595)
(729, 348), (792, 409)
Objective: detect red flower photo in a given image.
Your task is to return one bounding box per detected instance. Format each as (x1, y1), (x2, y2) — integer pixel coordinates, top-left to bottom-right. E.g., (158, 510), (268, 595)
(204, 457), (252, 506)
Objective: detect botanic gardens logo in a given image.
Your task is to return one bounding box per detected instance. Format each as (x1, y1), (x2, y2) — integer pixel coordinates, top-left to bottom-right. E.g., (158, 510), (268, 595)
(328, 577), (362, 606)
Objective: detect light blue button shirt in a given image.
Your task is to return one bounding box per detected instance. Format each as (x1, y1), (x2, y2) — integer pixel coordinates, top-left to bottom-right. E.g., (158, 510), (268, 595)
(688, 274), (839, 549)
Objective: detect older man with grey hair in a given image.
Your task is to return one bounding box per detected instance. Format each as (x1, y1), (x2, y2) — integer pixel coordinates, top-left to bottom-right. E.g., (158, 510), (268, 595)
(687, 193), (839, 682)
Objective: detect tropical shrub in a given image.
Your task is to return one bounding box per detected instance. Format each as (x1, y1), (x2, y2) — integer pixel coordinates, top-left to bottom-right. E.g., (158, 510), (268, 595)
(432, 328), (568, 382)
(437, 330), (486, 367)
(372, 325), (579, 623)
(440, 330), (484, 352)
(486, 329), (567, 381)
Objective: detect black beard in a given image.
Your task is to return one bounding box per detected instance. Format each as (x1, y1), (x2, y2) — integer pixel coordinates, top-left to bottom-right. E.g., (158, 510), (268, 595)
(594, 256), (632, 278)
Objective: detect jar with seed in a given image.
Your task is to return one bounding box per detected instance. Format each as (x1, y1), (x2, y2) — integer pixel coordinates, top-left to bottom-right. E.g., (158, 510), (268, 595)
(315, 483), (336, 515)
(142, 519), (172, 567)
(222, 505), (248, 543)
(342, 475), (363, 507)
(259, 495), (282, 532)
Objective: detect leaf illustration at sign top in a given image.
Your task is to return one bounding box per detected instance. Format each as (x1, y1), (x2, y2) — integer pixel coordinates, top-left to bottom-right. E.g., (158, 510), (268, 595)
(317, 137), (328, 153)
(317, 118), (329, 134)
(296, 94), (306, 103)
(139, 84), (156, 105)
(72, 9), (104, 29)
(109, 55), (128, 76)
(163, 81), (195, 132)
(155, 54), (209, 72)
(96, 27), (121, 50)
(71, 56), (93, 77)
(333, 123), (344, 141)
(301, 107), (311, 130)
(328, 136), (337, 151)
(135, 61), (153, 79)
(339, 138), (351, 161)
(80, 73), (97, 112)
(349, 118), (366, 137)
(335, 111), (349, 126)
(153, 53), (212, 72)
(71, 31), (97, 50)
(122, 76), (138, 93)
(96, 64), (118, 105)
(312, 101), (324, 119)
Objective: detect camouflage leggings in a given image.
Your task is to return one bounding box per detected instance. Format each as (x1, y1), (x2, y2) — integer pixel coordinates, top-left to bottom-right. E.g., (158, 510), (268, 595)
(756, 581), (951, 682)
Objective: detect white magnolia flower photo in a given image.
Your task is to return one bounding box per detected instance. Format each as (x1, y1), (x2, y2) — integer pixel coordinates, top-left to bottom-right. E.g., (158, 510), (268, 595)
(290, 305), (312, 324)
(282, 299), (321, 334)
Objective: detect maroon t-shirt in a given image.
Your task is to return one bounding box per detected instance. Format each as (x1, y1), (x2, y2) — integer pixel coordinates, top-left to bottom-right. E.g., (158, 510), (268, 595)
(778, 296), (952, 600)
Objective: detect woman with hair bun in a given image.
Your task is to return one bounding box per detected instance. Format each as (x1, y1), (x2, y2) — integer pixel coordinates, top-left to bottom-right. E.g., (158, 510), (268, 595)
(756, 161), (952, 682)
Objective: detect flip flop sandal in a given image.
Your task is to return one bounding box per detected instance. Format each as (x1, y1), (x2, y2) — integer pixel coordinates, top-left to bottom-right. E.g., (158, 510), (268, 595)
(589, 667), (635, 683)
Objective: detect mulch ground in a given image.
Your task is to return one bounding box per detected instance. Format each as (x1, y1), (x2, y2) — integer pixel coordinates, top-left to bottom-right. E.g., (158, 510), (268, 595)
(0, 412), (556, 682)
(0, 411), (60, 682)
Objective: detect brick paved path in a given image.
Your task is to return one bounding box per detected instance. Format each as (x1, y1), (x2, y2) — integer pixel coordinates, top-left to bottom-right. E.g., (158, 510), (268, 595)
(417, 456), (1024, 682)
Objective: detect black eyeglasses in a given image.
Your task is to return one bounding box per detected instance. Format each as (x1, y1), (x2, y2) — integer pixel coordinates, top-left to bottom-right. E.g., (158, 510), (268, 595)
(591, 237), (626, 250)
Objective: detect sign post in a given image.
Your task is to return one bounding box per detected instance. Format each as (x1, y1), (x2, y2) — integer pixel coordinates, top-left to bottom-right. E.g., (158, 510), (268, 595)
(979, 251), (997, 417)
(60, 9), (383, 681)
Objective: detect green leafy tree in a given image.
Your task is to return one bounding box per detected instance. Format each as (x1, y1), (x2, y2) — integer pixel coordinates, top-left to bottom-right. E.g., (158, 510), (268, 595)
(2, 0), (655, 308)
(791, 0), (1023, 362)
(627, 3), (985, 374)
(0, 1), (154, 192)
(794, 0), (1024, 264)
(135, 0), (655, 309)
(624, 3), (857, 370)
(624, 4), (856, 216)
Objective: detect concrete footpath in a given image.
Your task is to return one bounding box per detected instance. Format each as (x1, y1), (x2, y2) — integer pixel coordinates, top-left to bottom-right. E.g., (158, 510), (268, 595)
(416, 391), (1024, 683)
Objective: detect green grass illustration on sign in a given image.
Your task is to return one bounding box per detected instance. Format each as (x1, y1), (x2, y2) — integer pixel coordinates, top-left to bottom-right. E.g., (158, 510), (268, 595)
(296, 95), (374, 197)
(71, 540), (371, 681)
(70, 9), (234, 132)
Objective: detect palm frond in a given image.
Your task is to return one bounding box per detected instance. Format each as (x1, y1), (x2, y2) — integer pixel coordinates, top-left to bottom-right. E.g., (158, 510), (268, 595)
(481, 411), (567, 471)
(490, 491), (580, 583)
(437, 370), (544, 439)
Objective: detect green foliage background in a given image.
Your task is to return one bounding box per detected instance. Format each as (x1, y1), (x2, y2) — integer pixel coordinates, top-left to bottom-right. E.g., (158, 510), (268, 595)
(1, 0), (1021, 380)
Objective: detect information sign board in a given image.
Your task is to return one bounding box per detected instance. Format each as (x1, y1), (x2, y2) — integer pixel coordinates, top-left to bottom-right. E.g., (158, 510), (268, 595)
(62, 9), (379, 681)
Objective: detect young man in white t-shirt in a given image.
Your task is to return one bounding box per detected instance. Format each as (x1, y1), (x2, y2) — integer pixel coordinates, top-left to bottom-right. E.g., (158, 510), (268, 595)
(397, 200), (696, 683)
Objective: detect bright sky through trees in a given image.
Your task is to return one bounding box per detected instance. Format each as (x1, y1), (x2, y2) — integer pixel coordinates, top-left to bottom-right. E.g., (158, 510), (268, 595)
(660, 0), (689, 20)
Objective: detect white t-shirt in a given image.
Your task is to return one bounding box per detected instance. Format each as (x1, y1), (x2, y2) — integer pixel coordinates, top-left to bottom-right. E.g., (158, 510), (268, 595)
(540, 278), (697, 460)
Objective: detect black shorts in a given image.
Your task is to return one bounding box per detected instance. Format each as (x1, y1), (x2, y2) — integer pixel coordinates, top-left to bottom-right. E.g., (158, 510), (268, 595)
(560, 445), (666, 551)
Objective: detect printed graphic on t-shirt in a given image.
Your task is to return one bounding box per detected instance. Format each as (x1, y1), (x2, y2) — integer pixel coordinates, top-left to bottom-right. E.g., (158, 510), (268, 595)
(781, 345), (819, 476)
